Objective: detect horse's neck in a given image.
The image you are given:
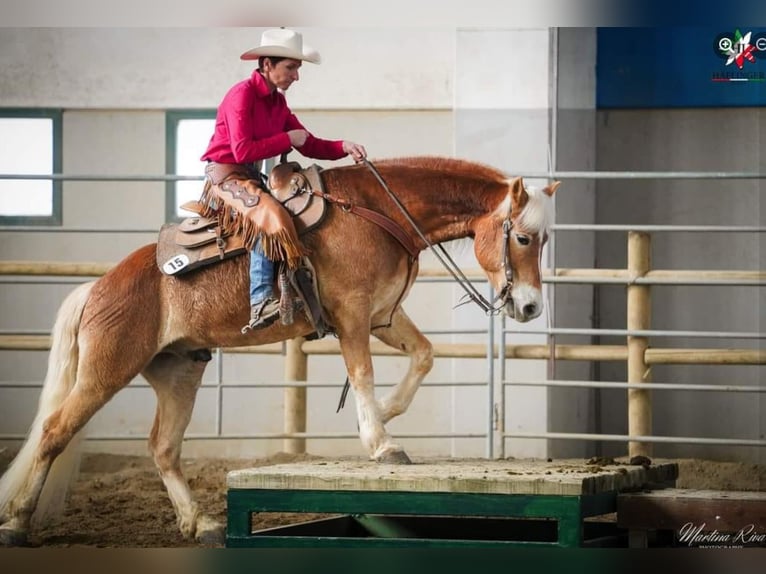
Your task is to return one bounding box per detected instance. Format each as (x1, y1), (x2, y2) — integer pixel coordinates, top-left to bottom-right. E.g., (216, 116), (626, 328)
(327, 162), (506, 245)
(392, 175), (504, 244)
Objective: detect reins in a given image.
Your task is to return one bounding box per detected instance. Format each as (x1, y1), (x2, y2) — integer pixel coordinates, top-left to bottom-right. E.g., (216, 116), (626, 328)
(362, 159), (514, 315)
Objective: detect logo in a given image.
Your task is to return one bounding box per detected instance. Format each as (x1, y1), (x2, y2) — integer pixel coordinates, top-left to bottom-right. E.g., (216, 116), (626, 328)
(711, 28), (766, 82)
(679, 522), (766, 548)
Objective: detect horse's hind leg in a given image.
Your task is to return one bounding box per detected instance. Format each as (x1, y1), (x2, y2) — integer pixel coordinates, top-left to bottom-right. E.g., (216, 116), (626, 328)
(373, 308), (434, 424)
(0, 367), (129, 545)
(142, 351), (224, 545)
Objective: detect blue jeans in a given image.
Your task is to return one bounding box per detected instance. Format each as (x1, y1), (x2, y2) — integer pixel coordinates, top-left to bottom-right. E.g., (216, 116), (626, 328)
(249, 236), (273, 305)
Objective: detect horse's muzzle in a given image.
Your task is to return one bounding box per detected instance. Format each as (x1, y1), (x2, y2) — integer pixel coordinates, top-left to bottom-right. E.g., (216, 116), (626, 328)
(506, 285), (543, 323)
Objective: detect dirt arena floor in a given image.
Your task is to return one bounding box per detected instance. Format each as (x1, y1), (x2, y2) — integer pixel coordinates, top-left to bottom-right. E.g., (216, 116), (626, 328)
(0, 448), (763, 548)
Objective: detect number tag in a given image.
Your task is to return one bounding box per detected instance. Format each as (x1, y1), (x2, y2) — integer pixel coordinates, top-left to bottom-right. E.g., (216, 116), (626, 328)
(162, 254), (190, 275)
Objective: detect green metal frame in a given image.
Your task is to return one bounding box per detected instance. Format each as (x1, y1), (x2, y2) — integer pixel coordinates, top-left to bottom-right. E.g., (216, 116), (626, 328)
(0, 108), (62, 226)
(226, 489), (618, 548)
(164, 109), (216, 223)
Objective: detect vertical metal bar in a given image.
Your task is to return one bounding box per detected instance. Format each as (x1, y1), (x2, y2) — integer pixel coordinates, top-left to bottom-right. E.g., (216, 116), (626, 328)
(544, 27), (560, 462)
(487, 282), (495, 459)
(215, 348), (224, 437)
(497, 312), (507, 459)
(547, 26), (560, 389)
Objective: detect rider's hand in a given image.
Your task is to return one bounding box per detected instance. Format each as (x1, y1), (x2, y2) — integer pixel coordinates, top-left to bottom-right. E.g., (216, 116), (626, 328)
(287, 129), (308, 148)
(342, 141), (367, 163)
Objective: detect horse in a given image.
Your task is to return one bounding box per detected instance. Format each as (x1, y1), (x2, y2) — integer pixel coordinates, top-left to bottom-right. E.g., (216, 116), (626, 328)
(0, 156), (558, 546)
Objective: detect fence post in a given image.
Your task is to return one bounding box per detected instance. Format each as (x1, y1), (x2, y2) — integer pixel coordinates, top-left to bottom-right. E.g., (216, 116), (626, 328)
(627, 231), (652, 458)
(284, 336), (307, 454)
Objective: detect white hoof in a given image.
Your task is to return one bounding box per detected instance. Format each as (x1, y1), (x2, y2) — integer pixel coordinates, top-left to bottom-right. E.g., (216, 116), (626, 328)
(0, 523), (28, 547)
(195, 516), (225, 546)
(374, 448), (412, 465)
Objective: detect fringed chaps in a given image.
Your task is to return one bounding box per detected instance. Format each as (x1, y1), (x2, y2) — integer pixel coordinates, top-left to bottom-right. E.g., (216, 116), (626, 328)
(198, 175), (305, 269)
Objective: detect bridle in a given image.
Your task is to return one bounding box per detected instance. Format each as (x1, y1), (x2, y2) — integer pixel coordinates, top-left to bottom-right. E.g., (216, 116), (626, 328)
(363, 159), (515, 315)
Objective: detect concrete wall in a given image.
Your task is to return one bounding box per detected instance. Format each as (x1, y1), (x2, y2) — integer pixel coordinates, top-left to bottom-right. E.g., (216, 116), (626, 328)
(0, 27), (761, 463)
(548, 28), (598, 459)
(595, 108), (764, 463)
(1, 27), (557, 461)
(454, 27), (557, 459)
(0, 28), (454, 109)
(0, 28), (459, 459)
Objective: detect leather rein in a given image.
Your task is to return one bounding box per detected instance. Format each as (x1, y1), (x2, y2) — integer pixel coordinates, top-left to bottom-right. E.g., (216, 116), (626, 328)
(328, 159), (515, 414)
(360, 159), (515, 315)
(309, 159), (515, 315)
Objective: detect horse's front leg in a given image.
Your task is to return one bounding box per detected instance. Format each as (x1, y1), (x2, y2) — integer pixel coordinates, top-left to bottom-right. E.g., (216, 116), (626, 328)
(336, 309), (411, 464)
(373, 308), (434, 424)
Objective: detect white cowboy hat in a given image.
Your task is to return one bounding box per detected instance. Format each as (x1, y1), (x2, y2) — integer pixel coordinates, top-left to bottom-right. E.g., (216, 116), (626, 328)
(240, 28), (321, 64)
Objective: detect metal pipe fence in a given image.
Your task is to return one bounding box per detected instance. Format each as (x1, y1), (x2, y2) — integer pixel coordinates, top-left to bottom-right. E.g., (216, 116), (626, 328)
(0, 170), (764, 457)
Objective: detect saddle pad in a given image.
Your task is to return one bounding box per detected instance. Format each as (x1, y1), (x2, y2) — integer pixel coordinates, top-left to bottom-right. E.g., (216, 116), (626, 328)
(156, 222), (246, 276)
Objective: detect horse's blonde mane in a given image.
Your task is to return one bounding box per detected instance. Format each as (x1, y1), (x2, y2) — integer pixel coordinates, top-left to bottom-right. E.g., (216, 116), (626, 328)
(375, 156), (507, 184)
(372, 157), (554, 235)
(515, 183), (555, 236)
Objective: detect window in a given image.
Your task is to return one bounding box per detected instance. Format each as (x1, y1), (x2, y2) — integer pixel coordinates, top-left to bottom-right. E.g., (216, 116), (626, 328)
(0, 109), (62, 225)
(165, 110), (216, 221)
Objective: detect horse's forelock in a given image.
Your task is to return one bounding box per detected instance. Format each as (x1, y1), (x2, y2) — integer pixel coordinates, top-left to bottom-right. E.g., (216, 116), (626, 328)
(514, 184), (554, 236)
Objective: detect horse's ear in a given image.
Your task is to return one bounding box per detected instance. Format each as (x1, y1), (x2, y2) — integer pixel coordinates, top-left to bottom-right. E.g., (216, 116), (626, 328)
(543, 181), (560, 197)
(508, 177), (526, 203)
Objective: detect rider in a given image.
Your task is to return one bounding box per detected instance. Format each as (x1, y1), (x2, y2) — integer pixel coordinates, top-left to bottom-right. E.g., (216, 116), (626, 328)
(201, 28), (367, 331)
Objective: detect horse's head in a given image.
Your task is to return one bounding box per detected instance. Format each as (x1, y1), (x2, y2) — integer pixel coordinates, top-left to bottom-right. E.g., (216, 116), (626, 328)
(473, 177), (558, 322)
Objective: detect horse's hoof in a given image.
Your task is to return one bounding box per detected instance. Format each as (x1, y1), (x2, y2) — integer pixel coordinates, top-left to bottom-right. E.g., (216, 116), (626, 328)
(195, 516), (225, 546)
(377, 450), (412, 465)
(0, 526), (28, 547)
(197, 525), (225, 546)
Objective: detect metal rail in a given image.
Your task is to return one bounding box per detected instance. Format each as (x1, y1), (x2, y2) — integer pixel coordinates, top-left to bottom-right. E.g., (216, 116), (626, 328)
(3, 223), (765, 234)
(502, 432), (766, 448)
(1, 170), (762, 181)
(1, 169), (764, 459)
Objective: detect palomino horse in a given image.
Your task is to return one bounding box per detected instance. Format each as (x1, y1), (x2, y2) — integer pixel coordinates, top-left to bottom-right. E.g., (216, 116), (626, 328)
(0, 157), (557, 545)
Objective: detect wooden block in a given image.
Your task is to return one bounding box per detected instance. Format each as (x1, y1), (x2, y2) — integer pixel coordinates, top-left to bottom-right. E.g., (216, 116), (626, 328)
(227, 458), (678, 496)
(618, 488), (766, 532)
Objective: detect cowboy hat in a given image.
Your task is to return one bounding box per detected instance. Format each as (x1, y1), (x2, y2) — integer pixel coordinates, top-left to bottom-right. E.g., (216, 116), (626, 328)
(240, 28), (321, 64)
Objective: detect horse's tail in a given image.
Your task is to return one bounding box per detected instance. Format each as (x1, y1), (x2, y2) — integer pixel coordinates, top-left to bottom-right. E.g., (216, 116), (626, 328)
(0, 280), (95, 527)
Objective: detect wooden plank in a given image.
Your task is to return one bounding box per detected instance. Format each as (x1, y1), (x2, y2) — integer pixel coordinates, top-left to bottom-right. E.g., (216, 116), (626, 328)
(645, 348), (766, 365)
(0, 261), (112, 276)
(618, 488), (766, 532)
(227, 458), (678, 496)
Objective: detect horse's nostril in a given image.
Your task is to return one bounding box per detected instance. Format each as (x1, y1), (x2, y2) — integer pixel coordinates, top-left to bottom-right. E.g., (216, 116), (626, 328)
(523, 303), (537, 317)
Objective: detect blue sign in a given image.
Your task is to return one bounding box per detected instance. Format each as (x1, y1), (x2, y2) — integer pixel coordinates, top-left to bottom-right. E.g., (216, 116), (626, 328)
(597, 28), (766, 108)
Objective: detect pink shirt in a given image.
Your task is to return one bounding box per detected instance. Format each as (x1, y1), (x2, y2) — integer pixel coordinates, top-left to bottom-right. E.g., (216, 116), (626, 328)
(201, 69), (346, 164)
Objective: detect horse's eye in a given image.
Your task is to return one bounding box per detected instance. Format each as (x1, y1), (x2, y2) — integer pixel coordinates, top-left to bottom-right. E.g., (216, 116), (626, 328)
(515, 234), (531, 246)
